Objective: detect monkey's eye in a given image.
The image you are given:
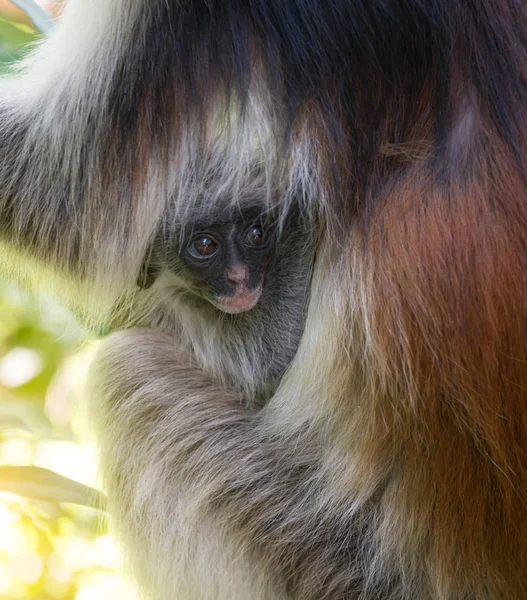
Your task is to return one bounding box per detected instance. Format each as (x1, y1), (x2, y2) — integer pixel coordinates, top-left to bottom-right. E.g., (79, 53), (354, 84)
(187, 236), (218, 260)
(243, 225), (268, 248)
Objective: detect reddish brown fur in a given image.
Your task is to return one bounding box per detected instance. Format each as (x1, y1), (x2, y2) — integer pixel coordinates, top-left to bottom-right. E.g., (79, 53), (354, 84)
(352, 130), (527, 596)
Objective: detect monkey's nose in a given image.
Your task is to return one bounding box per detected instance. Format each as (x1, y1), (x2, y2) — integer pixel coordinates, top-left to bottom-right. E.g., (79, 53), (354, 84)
(225, 266), (248, 286)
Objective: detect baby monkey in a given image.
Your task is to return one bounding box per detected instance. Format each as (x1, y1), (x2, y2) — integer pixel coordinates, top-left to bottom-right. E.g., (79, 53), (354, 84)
(138, 208), (278, 314)
(117, 205), (313, 405)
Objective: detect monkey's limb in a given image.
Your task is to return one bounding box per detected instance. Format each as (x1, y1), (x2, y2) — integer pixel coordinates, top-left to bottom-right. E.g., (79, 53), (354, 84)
(0, 1), (168, 321)
(88, 329), (370, 600)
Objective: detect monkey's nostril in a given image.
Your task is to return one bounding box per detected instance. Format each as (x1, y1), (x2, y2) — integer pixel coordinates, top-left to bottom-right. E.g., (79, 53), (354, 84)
(225, 266), (248, 285)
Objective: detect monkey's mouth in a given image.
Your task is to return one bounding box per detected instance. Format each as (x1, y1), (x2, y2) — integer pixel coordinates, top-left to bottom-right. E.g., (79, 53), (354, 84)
(212, 286), (262, 314)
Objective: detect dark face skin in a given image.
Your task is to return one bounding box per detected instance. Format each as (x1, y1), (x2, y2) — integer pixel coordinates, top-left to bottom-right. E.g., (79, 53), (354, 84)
(139, 213), (276, 314)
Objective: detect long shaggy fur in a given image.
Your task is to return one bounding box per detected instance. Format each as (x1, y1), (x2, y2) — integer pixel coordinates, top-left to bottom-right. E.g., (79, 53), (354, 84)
(1, 0), (527, 598)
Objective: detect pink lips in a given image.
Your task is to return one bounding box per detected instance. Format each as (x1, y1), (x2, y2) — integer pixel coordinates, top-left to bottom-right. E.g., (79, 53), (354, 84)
(213, 286), (262, 314)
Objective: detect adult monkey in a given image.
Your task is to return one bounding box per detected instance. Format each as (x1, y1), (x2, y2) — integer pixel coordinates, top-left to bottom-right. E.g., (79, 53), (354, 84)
(1, 0), (527, 598)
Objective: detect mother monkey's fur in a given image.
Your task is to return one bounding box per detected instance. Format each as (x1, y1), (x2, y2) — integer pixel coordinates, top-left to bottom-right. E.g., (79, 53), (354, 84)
(1, 0), (527, 598)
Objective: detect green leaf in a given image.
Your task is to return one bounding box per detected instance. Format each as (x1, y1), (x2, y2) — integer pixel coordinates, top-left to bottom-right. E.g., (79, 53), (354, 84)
(0, 16), (35, 35)
(0, 14), (37, 72)
(0, 466), (107, 511)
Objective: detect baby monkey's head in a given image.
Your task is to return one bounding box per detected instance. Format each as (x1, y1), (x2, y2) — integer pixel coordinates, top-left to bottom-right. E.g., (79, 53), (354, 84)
(138, 212), (276, 314)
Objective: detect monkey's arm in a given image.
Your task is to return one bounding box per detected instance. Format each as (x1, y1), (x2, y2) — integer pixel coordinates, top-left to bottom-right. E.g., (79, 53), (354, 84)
(0, 1), (169, 318)
(89, 328), (361, 600)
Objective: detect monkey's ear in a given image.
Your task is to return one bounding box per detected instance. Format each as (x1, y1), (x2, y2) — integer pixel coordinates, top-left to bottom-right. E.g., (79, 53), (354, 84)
(137, 259), (160, 289)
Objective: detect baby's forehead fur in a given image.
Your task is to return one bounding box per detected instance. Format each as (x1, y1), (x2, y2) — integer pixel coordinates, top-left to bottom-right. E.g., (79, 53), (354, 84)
(168, 202), (275, 244)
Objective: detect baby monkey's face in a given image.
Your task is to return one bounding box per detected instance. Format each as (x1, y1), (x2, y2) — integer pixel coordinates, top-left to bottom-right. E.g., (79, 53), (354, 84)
(177, 218), (275, 313)
(138, 213), (277, 314)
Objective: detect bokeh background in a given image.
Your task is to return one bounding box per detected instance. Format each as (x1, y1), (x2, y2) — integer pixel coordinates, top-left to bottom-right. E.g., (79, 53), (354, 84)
(0, 3), (138, 598)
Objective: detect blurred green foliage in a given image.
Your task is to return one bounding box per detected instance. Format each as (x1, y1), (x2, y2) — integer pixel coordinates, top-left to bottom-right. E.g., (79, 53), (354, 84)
(0, 13), (37, 72)
(0, 283), (138, 600)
